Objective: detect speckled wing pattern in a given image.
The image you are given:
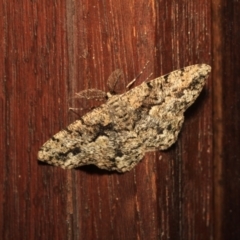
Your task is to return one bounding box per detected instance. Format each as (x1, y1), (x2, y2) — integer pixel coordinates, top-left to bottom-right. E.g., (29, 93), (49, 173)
(38, 64), (211, 172)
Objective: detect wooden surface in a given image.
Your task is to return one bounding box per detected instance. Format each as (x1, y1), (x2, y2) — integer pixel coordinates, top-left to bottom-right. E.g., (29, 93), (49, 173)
(214, 0), (240, 239)
(0, 0), (239, 239)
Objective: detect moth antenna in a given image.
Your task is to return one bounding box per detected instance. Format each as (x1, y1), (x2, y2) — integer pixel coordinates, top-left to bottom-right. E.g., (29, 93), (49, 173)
(126, 61), (150, 89)
(145, 72), (153, 82)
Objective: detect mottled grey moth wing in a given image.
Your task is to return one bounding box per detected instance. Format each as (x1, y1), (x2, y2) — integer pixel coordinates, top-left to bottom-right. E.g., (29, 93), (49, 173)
(38, 64), (211, 172)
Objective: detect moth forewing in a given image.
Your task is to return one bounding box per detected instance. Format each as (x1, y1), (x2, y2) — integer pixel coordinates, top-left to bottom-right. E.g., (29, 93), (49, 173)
(38, 64), (211, 172)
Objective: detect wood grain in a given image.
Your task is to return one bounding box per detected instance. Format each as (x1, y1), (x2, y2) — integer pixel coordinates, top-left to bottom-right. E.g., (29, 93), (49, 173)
(0, 0), (225, 239)
(219, 0), (240, 239)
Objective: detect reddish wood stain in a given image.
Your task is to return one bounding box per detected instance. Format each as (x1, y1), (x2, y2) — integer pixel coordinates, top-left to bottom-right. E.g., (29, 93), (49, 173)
(1, 0), (238, 239)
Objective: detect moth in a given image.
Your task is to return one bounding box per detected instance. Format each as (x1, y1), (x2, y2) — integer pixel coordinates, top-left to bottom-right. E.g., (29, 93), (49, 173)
(38, 64), (211, 172)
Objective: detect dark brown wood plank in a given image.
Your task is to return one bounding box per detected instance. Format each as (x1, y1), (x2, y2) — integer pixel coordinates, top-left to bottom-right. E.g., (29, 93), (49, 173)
(212, 0), (224, 239)
(1, 0), (70, 239)
(218, 0), (240, 239)
(212, 0), (240, 239)
(0, 0), (213, 239)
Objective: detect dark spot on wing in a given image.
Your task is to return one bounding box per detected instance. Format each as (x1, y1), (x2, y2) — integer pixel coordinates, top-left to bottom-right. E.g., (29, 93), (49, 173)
(56, 147), (81, 160)
(175, 91), (184, 98)
(116, 149), (123, 157)
(164, 74), (169, 82)
(147, 82), (153, 88)
(157, 127), (164, 134)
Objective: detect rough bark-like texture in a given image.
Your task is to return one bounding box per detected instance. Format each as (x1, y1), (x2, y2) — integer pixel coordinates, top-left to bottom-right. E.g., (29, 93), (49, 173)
(0, 0), (222, 239)
(38, 64), (211, 173)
